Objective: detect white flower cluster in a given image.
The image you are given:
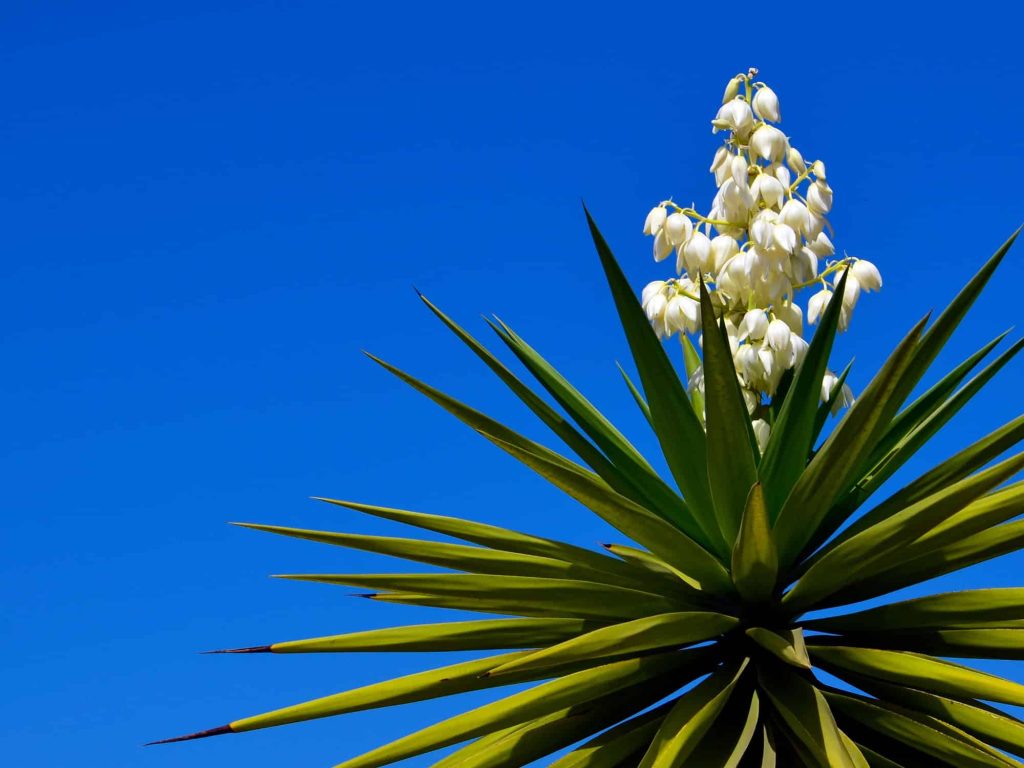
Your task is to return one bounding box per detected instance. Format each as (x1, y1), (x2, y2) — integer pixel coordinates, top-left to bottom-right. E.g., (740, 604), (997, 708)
(641, 69), (881, 444)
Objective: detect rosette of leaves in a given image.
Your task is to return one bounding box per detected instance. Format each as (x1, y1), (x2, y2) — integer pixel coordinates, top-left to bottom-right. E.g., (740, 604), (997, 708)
(156, 211), (1024, 767)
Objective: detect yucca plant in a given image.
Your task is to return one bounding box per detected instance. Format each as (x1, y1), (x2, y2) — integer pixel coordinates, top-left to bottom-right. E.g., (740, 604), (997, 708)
(156, 70), (1024, 766)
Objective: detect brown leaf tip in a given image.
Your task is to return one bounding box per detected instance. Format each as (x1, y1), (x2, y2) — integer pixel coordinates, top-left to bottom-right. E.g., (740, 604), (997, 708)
(146, 724), (234, 745)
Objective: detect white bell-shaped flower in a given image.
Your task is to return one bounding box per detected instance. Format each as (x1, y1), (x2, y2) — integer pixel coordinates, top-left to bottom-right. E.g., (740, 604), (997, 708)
(664, 292), (701, 335)
(779, 199), (810, 236)
(681, 231), (712, 275)
(771, 162), (792, 188)
(774, 301), (803, 336)
(789, 335), (810, 368)
(806, 210), (827, 240)
(772, 223), (798, 254)
(751, 174), (785, 208)
(837, 271), (861, 310)
(730, 154), (749, 186)
(643, 283), (669, 324)
(653, 228), (673, 262)
(664, 212), (693, 246)
(807, 287), (832, 325)
(710, 235), (740, 274)
(851, 259), (883, 291)
(710, 146), (730, 173)
(741, 388), (760, 415)
(712, 98), (754, 136)
(807, 181), (833, 214)
(721, 179), (754, 220)
(642, 280), (667, 307)
(766, 318), (793, 355)
(806, 231), (835, 257)
(811, 160), (827, 180)
(752, 86), (781, 122)
(821, 369), (855, 414)
(750, 124), (788, 163)
(644, 205), (667, 235)
(750, 217), (775, 250)
(734, 344), (764, 388)
(741, 308), (770, 341)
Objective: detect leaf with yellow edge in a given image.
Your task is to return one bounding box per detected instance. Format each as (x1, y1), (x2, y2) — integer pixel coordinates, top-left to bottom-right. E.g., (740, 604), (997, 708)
(824, 688), (1018, 768)
(330, 651), (696, 768)
(431, 672), (687, 768)
(482, 434), (734, 593)
(547, 702), (673, 768)
(638, 659), (749, 767)
(809, 646), (1024, 707)
(746, 627), (811, 670)
(315, 497), (651, 587)
(207, 617), (596, 655)
(484, 612), (733, 677)
(277, 572), (680, 622)
(732, 483), (778, 603)
(757, 662), (859, 767)
(836, 672), (1024, 760)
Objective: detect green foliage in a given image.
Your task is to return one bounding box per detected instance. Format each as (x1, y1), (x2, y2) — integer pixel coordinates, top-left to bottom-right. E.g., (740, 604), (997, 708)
(156, 213), (1024, 767)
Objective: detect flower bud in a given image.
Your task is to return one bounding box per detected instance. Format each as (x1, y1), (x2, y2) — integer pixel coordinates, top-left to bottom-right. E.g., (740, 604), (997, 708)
(722, 75), (743, 104)
(643, 205), (667, 235)
(851, 259), (883, 292)
(663, 212), (693, 246)
(786, 147), (806, 174)
(752, 86), (781, 122)
(751, 418), (771, 452)
(811, 160), (827, 180)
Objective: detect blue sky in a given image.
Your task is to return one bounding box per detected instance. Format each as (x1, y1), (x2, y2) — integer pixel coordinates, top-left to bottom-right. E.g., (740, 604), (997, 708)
(3, 2), (1024, 766)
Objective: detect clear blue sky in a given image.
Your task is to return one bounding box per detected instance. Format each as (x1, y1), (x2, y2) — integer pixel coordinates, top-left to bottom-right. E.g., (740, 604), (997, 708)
(3, 2), (1024, 766)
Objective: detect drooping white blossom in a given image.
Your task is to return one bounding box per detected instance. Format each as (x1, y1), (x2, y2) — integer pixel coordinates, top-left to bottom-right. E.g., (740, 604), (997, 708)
(641, 68), (882, 426)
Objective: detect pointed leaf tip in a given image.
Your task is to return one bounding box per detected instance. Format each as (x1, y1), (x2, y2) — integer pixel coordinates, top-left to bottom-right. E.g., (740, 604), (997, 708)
(201, 645), (272, 654)
(146, 724), (234, 745)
